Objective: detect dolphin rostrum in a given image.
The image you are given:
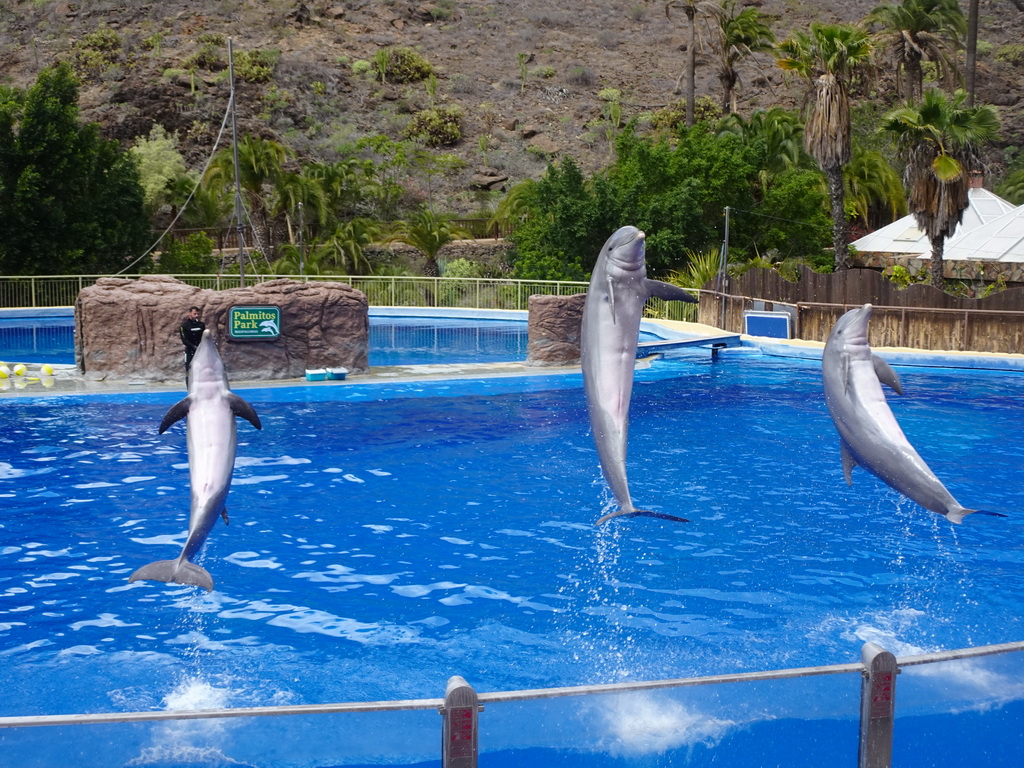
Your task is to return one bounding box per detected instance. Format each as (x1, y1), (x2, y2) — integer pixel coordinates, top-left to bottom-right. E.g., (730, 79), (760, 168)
(129, 330), (261, 590)
(582, 225), (697, 525)
(822, 304), (998, 524)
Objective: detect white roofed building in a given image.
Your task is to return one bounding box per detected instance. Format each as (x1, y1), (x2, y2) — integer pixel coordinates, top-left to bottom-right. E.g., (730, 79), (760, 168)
(850, 176), (1020, 285)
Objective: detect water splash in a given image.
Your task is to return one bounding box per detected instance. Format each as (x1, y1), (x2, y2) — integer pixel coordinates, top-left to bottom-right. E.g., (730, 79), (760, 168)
(590, 692), (736, 756)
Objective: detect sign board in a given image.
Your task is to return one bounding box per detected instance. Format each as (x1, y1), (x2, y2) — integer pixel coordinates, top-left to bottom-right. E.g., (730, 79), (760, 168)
(743, 310), (791, 339)
(228, 305), (281, 341)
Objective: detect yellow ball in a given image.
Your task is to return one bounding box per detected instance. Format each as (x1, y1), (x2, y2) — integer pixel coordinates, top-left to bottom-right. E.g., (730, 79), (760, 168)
(12, 364), (27, 377)
(0, 366), (8, 379)
(40, 363), (54, 376)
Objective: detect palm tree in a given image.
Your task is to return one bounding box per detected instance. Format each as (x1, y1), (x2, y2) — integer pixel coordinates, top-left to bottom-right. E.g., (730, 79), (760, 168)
(864, 0), (965, 102)
(880, 89), (1000, 288)
(664, 0), (715, 126)
(717, 107), (806, 183)
(844, 146), (907, 232)
(203, 133), (291, 253)
(383, 206), (472, 277)
(707, 0), (776, 114)
(776, 23), (874, 271)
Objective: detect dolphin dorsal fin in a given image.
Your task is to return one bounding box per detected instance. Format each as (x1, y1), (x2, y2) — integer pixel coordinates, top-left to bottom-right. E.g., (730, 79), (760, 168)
(158, 397), (191, 434)
(872, 354), (903, 395)
(644, 279), (698, 303)
(840, 441), (857, 485)
(228, 393), (262, 430)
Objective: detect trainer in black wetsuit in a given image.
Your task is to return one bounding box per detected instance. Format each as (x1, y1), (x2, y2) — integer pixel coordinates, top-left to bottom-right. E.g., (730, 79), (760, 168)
(179, 306), (205, 384)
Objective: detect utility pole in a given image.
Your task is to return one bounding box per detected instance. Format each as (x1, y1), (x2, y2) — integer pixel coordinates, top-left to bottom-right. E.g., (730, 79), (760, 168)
(718, 206), (730, 330)
(228, 38), (248, 288)
(297, 201), (305, 277)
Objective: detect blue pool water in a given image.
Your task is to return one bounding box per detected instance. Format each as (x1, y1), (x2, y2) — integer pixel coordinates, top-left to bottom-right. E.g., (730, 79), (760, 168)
(0, 313), (661, 367)
(1, 351), (1023, 766)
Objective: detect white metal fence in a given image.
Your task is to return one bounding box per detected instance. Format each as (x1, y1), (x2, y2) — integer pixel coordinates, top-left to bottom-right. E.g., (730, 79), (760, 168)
(0, 640), (1019, 767)
(0, 274), (702, 322)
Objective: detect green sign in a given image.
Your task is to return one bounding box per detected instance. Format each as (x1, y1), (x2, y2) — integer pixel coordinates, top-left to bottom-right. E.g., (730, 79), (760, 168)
(229, 305), (281, 340)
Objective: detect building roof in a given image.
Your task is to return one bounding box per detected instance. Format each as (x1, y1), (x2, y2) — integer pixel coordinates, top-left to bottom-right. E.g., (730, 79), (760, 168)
(944, 201), (1024, 262)
(850, 187), (1017, 256)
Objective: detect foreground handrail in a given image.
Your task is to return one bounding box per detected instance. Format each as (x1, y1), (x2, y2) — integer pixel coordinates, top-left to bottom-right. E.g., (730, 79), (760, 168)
(1, 640), (1020, 730)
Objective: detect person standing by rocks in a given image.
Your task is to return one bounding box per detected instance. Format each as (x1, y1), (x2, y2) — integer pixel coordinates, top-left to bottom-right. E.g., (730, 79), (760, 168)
(179, 306), (205, 385)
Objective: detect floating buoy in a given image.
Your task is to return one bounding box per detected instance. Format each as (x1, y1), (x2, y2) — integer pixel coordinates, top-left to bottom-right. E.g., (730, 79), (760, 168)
(0, 365), (8, 379)
(12, 363), (26, 377)
(40, 363), (54, 376)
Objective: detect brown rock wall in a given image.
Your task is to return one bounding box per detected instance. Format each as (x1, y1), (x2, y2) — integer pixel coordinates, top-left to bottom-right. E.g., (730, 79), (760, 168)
(526, 293), (585, 366)
(75, 276), (368, 383)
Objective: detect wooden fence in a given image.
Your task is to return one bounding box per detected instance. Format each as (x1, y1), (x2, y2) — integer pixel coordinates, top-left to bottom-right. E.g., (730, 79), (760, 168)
(698, 266), (1024, 355)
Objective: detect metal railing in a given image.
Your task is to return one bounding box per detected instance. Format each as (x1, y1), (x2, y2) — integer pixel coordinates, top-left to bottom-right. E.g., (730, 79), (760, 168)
(0, 639), (1019, 768)
(0, 275), (591, 312)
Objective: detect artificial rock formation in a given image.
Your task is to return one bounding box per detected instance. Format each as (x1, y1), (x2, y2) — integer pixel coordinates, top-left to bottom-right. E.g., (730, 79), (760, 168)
(526, 293), (585, 366)
(75, 276), (369, 383)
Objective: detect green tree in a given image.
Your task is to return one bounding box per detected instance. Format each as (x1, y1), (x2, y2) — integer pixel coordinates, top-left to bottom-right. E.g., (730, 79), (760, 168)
(880, 89), (1000, 288)
(864, 0), (965, 102)
(776, 23), (874, 271)
(507, 156), (603, 280)
(708, 0), (776, 114)
(383, 206), (471, 277)
(130, 124), (188, 217)
(844, 146), (907, 231)
(0, 62), (148, 275)
(203, 133), (290, 253)
(717, 107), (807, 186)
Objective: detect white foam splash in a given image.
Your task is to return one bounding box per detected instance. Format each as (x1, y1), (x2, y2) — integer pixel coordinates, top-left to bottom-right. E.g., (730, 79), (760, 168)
(592, 693), (737, 756)
(126, 678), (242, 767)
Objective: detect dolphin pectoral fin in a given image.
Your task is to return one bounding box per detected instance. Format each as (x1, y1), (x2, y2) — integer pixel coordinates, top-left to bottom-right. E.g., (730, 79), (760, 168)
(221, 507), (229, 525)
(595, 508), (690, 525)
(128, 559), (215, 591)
(645, 279), (698, 303)
(228, 393), (262, 430)
(872, 354), (903, 395)
(158, 397), (191, 434)
(606, 274), (616, 321)
(840, 442), (857, 485)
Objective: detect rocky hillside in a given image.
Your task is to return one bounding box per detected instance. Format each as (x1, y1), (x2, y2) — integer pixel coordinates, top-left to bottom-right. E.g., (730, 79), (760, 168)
(1, 0), (1022, 214)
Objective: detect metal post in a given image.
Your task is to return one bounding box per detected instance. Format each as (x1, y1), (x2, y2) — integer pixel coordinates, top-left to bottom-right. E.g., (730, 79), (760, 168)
(440, 675), (479, 768)
(718, 206), (730, 331)
(859, 641), (898, 768)
(228, 38), (247, 288)
(297, 202), (305, 277)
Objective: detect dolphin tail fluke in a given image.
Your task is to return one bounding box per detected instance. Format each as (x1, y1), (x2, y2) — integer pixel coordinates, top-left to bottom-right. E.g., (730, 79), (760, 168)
(947, 507), (1008, 524)
(128, 559), (215, 591)
(595, 508), (690, 525)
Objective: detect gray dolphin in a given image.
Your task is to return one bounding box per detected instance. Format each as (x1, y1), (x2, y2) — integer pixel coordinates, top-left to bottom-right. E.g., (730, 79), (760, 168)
(582, 225), (697, 525)
(822, 304), (993, 524)
(129, 330), (261, 590)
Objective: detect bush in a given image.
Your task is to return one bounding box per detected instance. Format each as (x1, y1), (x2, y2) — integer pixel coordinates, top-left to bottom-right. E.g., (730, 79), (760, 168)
(403, 106), (463, 147)
(381, 47), (434, 83)
(235, 49), (280, 83)
(995, 44), (1024, 67)
(153, 233), (217, 274)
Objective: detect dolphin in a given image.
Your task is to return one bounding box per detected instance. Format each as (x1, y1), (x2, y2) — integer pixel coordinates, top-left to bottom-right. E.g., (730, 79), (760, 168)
(582, 225), (697, 525)
(129, 330), (261, 590)
(822, 304), (997, 524)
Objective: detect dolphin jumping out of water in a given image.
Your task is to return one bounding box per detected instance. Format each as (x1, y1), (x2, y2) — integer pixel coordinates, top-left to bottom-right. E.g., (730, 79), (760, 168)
(129, 330), (261, 590)
(822, 304), (1000, 524)
(582, 226), (698, 525)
